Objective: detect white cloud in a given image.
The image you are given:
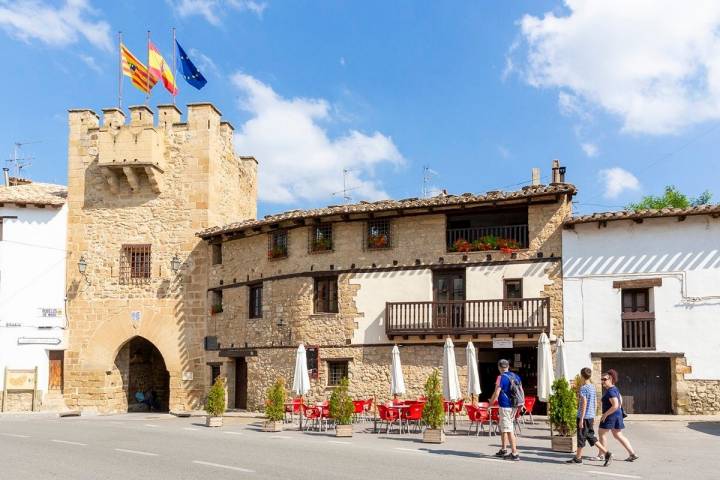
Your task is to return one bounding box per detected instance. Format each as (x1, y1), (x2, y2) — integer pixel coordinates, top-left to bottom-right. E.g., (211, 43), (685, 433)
(580, 142), (598, 157)
(172, 0), (266, 25)
(497, 145), (511, 159)
(189, 48), (220, 77)
(599, 167), (640, 199)
(0, 0), (112, 51)
(78, 53), (102, 73)
(517, 1), (720, 134)
(339, 56), (346, 67)
(231, 73), (405, 204)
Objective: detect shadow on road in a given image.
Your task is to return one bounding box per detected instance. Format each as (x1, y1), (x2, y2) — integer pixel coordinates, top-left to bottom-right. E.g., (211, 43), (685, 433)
(687, 422), (720, 437)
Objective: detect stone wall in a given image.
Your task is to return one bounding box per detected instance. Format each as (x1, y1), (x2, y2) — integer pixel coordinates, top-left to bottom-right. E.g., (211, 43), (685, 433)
(685, 380), (720, 415)
(0, 392), (35, 412)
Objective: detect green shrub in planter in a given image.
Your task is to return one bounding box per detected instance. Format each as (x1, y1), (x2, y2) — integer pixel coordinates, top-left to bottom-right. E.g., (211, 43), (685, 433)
(422, 369), (444, 430)
(548, 377), (577, 436)
(329, 377), (354, 425)
(265, 378), (287, 422)
(206, 377), (226, 417)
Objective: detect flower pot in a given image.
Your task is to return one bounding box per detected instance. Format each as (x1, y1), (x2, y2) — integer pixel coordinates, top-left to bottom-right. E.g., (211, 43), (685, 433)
(263, 420), (283, 432)
(335, 424), (353, 437)
(551, 434), (577, 453)
(422, 428), (445, 444)
(206, 416), (223, 427)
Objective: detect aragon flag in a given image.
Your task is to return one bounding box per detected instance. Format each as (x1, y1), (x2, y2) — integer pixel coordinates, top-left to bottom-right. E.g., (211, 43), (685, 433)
(148, 41), (178, 96)
(176, 40), (207, 90)
(120, 43), (157, 94)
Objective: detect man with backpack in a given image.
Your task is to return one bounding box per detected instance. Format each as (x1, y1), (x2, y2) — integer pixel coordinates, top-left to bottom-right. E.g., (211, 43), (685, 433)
(489, 358), (523, 461)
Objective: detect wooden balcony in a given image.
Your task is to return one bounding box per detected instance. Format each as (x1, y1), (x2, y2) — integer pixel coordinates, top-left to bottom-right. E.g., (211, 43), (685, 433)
(622, 312), (656, 350)
(385, 298), (550, 338)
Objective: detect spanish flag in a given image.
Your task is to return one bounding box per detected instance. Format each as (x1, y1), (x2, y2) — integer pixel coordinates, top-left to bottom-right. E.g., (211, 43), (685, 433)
(121, 43), (157, 94)
(148, 41), (178, 96)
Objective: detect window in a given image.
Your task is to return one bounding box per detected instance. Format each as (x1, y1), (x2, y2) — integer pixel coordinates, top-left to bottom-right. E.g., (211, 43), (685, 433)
(210, 290), (223, 314)
(621, 288), (655, 351)
(210, 364), (221, 385)
(503, 279), (523, 309)
(120, 244), (151, 283)
(309, 224), (333, 253)
(211, 243), (222, 265)
(327, 360), (348, 386)
(367, 219), (392, 249)
(622, 288), (650, 313)
(268, 230), (288, 259)
(249, 284), (263, 319)
(306, 346), (319, 380)
(314, 276), (338, 313)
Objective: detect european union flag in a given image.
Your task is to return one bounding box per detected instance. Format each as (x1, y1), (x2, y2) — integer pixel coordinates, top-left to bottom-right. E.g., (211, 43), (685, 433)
(176, 40), (207, 90)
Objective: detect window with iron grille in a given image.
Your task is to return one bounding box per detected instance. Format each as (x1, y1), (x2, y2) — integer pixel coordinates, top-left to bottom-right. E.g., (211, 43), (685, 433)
(249, 283), (263, 319)
(327, 360), (348, 386)
(314, 276), (338, 313)
(309, 224), (333, 253)
(120, 244), (151, 283)
(268, 230), (288, 259)
(367, 219), (392, 250)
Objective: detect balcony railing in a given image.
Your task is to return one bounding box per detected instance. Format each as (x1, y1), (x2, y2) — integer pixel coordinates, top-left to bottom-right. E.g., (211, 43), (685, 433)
(385, 298), (550, 337)
(446, 224), (529, 251)
(622, 313), (656, 350)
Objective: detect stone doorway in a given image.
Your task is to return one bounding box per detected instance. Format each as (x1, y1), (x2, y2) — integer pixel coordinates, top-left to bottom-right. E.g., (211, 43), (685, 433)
(114, 337), (170, 412)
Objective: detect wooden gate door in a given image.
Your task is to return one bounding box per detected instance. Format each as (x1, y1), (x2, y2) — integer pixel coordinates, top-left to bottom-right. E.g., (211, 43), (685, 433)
(433, 270), (465, 329)
(235, 358), (248, 410)
(602, 357), (670, 414)
(48, 351), (64, 391)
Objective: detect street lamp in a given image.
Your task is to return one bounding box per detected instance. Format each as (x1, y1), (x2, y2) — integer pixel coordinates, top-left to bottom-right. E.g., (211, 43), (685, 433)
(170, 254), (181, 273)
(78, 256), (87, 274)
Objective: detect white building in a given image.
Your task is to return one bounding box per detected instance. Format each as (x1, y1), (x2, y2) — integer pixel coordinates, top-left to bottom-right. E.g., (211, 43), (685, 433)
(0, 172), (67, 411)
(562, 206), (720, 415)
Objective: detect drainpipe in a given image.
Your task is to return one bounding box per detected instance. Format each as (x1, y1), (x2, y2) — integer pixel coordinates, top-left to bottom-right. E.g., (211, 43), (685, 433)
(2, 167), (9, 186)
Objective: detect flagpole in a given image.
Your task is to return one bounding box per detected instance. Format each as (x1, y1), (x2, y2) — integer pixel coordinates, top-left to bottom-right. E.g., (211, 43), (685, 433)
(146, 30), (151, 106)
(172, 27), (177, 105)
(118, 31), (123, 110)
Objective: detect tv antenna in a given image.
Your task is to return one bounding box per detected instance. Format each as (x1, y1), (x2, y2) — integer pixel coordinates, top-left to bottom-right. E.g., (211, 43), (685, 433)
(331, 168), (360, 204)
(422, 165), (438, 198)
(6, 140), (41, 177)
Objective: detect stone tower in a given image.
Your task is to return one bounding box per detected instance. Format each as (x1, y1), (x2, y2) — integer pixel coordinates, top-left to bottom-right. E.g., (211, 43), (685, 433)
(65, 103), (256, 412)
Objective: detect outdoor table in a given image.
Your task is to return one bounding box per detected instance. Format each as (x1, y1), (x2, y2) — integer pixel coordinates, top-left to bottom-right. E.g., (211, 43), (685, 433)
(485, 405), (499, 436)
(387, 404), (409, 433)
(443, 401), (459, 433)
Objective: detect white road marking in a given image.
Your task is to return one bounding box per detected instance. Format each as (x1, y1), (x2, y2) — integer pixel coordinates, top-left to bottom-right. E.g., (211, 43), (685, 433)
(114, 448), (159, 456)
(395, 447), (424, 453)
(270, 435), (292, 439)
(0, 433), (30, 438)
(144, 424), (159, 428)
(587, 471), (642, 479)
(183, 427), (200, 431)
(477, 457), (504, 463)
(327, 440), (351, 445)
(192, 460), (254, 473)
(223, 431), (244, 435)
(51, 439), (87, 446)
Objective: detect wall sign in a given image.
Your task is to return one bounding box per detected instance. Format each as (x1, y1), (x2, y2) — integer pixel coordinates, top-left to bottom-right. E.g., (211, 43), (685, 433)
(493, 338), (514, 349)
(182, 372), (194, 381)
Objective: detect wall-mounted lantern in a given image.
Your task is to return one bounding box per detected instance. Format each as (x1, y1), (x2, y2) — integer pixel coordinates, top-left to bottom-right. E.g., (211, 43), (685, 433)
(170, 254), (181, 273)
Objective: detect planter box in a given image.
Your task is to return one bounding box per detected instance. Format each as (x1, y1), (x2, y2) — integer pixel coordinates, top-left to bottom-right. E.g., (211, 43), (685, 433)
(263, 420), (283, 432)
(551, 434), (577, 453)
(422, 428), (445, 444)
(206, 416), (223, 428)
(335, 424), (353, 437)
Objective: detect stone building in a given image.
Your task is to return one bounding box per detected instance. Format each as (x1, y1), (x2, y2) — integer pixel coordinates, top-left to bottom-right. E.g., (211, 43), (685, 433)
(198, 163), (575, 410)
(64, 103), (256, 412)
(562, 206), (720, 415)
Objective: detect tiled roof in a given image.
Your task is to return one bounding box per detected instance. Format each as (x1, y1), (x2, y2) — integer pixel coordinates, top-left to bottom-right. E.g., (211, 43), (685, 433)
(0, 182), (67, 207)
(566, 204), (720, 225)
(199, 183), (576, 238)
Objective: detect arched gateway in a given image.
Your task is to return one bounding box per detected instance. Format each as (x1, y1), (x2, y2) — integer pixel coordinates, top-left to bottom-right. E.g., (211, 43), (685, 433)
(114, 337), (170, 411)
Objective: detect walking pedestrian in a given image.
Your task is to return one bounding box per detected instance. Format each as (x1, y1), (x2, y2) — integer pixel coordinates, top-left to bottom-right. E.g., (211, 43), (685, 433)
(566, 368), (611, 465)
(489, 359), (521, 461)
(596, 369), (639, 463)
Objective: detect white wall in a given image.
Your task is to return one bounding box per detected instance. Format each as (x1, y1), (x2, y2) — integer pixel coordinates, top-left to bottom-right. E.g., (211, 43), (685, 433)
(0, 204), (67, 396)
(562, 215), (720, 379)
(350, 262), (553, 344)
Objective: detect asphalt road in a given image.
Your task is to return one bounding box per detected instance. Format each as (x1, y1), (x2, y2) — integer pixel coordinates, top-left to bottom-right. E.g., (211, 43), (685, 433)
(0, 413), (718, 479)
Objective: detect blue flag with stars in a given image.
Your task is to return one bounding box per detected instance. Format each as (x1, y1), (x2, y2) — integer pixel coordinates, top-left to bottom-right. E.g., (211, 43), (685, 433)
(176, 40), (207, 90)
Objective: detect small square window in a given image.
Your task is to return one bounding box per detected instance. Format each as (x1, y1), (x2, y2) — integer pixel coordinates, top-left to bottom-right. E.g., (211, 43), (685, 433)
(249, 284), (263, 319)
(120, 244), (151, 283)
(211, 243), (222, 265)
(327, 360), (348, 386)
(503, 279), (523, 309)
(310, 224), (333, 253)
(268, 230), (288, 259)
(314, 276), (338, 313)
(367, 219), (392, 250)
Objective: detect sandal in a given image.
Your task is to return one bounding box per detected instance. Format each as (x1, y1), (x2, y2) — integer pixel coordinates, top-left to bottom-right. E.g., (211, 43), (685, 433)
(625, 454), (639, 462)
(591, 455), (605, 461)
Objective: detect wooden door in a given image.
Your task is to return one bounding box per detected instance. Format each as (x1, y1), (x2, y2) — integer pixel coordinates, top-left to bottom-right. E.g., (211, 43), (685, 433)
(235, 358), (248, 410)
(433, 270), (465, 328)
(602, 357), (670, 414)
(48, 351), (64, 391)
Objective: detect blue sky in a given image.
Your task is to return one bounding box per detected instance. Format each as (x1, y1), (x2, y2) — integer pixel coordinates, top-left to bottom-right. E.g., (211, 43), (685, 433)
(1, 0), (719, 218)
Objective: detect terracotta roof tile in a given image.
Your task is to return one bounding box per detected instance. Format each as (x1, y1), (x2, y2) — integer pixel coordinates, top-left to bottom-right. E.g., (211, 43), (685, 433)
(0, 182), (67, 207)
(566, 204), (720, 225)
(199, 183), (576, 238)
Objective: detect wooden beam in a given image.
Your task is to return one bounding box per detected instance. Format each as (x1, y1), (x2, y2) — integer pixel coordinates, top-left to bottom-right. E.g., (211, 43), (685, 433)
(612, 278), (662, 289)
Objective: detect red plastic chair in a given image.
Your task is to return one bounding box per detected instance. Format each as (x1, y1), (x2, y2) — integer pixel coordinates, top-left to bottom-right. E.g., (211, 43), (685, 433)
(284, 397), (303, 423)
(377, 404), (400, 434)
(301, 404), (321, 431)
(521, 396), (537, 425)
(352, 400), (365, 423)
(392, 397), (403, 405)
(465, 405), (490, 436)
(401, 402), (424, 433)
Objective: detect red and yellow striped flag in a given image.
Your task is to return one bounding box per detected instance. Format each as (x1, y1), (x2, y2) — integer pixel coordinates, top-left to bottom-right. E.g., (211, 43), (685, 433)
(148, 41), (178, 96)
(121, 43), (157, 94)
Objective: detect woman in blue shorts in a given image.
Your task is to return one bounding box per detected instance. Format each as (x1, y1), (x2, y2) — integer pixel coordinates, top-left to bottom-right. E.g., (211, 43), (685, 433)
(597, 369), (639, 462)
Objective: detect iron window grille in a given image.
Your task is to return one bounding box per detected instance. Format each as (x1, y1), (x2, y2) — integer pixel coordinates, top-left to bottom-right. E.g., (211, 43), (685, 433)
(314, 276), (339, 313)
(327, 360), (348, 386)
(367, 219), (392, 250)
(309, 224), (333, 253)
(120, 244), (151, 283)
(249, 284), (263, 319)
(268, 230), (288, 259)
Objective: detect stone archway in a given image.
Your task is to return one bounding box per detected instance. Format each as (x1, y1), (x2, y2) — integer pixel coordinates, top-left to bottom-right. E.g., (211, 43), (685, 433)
(114, 336), (170, 412)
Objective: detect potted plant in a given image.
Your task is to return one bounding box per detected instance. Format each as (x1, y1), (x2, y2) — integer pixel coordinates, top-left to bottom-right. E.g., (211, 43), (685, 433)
(452, 238), (471, 253)
(268, 246), (287, 259)
(368, 233), (388, 249)
(329, 377), (354, 437)
(263, 378), (286, 432)
(421, 369), (445, 443)
(312, 237), (332, 252)
(210, 303), (223, 315)
(548, 377), (578, 452)
(205, 377), (226, 427)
